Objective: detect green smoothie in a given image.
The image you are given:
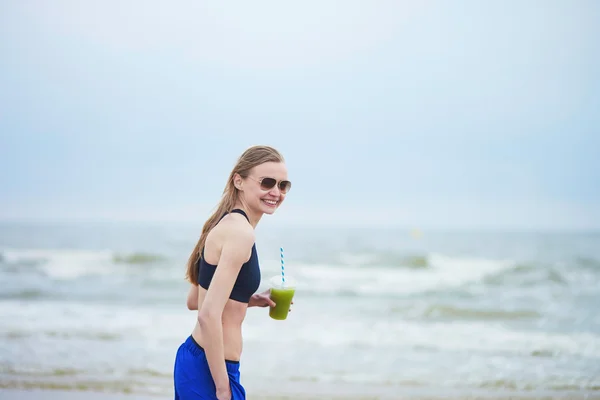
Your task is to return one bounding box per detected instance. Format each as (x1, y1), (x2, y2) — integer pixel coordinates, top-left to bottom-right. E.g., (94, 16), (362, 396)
(269, 286), (296, 320)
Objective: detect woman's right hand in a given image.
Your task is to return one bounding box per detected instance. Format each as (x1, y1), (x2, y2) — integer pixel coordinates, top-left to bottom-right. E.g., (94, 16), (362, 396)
(216, 386), (231, 400)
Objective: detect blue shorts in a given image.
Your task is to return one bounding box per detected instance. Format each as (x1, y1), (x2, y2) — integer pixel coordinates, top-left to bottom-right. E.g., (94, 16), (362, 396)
(173, 335), (246, 400)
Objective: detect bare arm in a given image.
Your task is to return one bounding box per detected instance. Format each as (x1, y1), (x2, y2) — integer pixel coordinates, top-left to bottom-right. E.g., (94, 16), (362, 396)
(197, 224), (254, 396)
(187, 284), (199, 310)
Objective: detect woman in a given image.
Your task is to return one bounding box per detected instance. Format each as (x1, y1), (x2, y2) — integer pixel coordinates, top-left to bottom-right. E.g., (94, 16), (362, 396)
(173, 145), (292, 400)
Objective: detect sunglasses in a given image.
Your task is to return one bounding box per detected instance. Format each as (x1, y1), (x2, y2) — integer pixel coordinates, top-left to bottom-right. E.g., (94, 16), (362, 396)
(248, 176), (292, 193)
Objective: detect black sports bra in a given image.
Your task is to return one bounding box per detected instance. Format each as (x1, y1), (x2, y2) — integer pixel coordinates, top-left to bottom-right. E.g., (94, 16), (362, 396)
(197, 209), (261, 303)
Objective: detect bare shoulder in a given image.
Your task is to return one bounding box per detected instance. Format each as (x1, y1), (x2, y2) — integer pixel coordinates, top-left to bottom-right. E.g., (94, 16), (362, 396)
(204, 213), (254, 265)
(213, 214), (254, 265)
(219, 213), (255, 247)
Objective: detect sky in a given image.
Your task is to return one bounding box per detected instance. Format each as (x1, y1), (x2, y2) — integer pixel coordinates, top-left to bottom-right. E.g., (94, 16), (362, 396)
(1, 0), (599, 230)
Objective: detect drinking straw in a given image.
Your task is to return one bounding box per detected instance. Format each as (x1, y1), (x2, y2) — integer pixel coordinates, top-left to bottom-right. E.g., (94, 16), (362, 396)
(280, 247), (285, 284)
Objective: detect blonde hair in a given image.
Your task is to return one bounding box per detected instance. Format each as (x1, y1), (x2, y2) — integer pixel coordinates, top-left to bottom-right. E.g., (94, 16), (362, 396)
(186, 145), (285, 283)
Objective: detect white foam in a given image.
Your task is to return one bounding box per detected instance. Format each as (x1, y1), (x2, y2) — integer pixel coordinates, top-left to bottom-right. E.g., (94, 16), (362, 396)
(281, 253), (514, 296)
(243, 309), (600, 359)
(0, 299), (192, 346)
(1, 248), (114, 279)
(378, 319), (600, 358)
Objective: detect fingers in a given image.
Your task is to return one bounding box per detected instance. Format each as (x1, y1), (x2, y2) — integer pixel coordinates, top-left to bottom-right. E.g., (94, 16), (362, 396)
(268, 299), (276, 308)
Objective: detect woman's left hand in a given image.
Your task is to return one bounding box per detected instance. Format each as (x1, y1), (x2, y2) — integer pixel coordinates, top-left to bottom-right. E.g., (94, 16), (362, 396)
(248, 289), (276, 308)
(248, 289), (295, 311)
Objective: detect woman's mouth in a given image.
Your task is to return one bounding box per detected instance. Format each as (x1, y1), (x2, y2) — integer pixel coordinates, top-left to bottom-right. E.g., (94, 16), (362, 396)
(262, 199), (278, 207)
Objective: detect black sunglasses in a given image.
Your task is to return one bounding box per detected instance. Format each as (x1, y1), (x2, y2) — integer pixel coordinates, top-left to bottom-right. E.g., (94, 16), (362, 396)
(248, 176), (292, 193)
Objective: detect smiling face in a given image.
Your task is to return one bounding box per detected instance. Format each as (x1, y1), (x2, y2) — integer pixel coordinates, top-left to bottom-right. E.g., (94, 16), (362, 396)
(235, 161), (290, 216)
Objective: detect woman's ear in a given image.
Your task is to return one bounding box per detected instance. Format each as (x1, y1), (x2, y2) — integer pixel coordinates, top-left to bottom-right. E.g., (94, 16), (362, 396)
(233, 173), (243, 190)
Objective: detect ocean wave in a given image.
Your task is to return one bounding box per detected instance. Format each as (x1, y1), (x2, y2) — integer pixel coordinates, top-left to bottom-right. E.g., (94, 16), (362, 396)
(285, 374), (600, 392)
(477, 379), (600, 391)
(0, 248), (170, 280)
(0, 365), (170, 395)
(577, 256), (600, 269)
(44, 331), (122, 341)
(1, 366), (84, 377)
(0, 330), (122, 341)
(338, 252), (430, 269)
(245, 317), (600, 359)
(531, 349), (555, 357)
(0, 289), (49, 300)
(484, 263), (572, 288)
(0, 249), (114, 279)
(0, 378), (169, 396)
(418, 305), (541, 321)
(112, 252), (166, 264)
(128, 368), (171, 378)
(287, 253), (514, 297)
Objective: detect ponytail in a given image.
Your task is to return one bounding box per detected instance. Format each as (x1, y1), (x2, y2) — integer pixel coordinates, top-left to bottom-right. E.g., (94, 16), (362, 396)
(185, 186), (237, 284)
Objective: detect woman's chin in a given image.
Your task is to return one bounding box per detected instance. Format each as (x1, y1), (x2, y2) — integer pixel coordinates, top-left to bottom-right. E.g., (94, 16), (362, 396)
(261, 206), (277, 215)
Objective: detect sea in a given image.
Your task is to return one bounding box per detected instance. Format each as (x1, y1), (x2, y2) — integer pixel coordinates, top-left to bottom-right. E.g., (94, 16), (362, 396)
(0, 221), (599, 398)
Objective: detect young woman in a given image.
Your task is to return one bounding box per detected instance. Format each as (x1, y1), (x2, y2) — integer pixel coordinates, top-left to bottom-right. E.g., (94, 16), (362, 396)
(173, 145), (292, 400)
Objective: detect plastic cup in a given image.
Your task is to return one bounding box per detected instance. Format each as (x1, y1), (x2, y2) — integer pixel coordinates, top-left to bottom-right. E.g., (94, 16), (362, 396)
(268, 275), (296, 320)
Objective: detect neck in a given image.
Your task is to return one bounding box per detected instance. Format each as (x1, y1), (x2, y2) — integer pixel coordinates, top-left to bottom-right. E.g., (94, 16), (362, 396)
(233, 201), (262, 228)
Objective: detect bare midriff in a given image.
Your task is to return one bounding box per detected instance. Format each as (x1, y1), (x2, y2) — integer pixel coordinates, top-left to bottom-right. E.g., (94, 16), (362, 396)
(191, 287), (248, 362)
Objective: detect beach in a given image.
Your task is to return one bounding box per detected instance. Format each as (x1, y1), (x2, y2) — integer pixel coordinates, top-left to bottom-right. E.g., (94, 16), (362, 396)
(2, 386), (599, 400)
(1, 222), (599, 399)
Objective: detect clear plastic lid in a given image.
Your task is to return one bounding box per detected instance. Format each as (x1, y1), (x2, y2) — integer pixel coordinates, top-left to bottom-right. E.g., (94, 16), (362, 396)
(268, 275), (296, 289)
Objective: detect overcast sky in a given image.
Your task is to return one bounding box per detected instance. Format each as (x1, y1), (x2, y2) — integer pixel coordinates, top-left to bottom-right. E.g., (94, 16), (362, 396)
(1, 1), (598, 230)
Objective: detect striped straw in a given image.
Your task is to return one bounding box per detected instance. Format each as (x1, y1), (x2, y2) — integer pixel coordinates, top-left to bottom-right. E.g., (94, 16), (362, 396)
(280, 247), (285, 284)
